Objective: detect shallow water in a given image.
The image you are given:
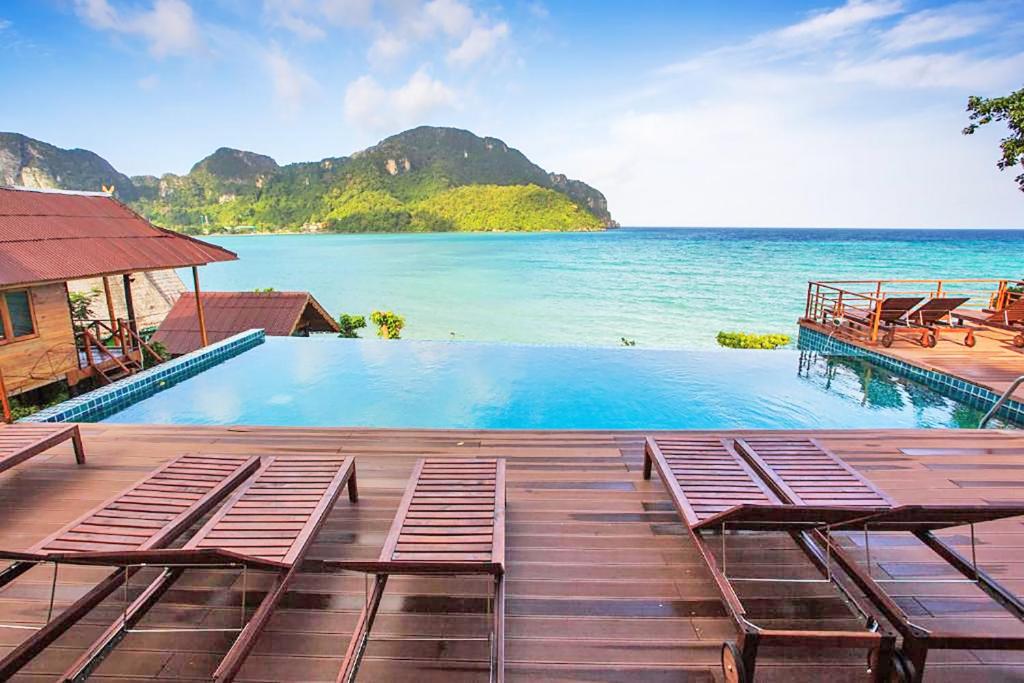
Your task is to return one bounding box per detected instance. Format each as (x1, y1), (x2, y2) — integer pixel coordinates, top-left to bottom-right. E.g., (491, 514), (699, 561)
(191, 228), (1024, 349)
(102, 338), (996, 429)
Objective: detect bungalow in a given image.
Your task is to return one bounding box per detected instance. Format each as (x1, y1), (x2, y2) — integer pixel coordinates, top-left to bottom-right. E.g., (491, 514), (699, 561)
(153, 291), (340, 355)
(0, 186), (236, 399)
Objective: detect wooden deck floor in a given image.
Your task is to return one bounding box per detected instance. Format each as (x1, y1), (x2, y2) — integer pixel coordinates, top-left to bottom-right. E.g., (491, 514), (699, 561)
(1, 425), (1023, 682)
(800, 320), (1024, 402)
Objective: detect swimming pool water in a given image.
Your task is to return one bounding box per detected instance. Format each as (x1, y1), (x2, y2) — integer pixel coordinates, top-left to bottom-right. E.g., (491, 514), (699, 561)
(100, 337), (998, 430)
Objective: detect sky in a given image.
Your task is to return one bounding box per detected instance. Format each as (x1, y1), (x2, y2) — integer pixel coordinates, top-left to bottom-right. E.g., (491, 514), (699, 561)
(0, 0), (1022, 228)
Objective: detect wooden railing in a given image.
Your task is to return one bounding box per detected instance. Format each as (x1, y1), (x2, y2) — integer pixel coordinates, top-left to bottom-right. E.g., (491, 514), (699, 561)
(74, 318), (165, 376)
(804, 278), (1022, 344)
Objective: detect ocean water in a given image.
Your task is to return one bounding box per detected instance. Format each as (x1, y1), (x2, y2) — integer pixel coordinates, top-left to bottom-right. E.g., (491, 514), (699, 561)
(193, 228), (1024, 349)
(102, 338), (997, 429)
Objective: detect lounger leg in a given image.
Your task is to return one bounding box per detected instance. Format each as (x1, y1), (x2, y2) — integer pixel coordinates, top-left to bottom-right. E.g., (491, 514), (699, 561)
(643, 449), (652, 480)
(0, 560), (34, 590)
(737, 630), (759, 682)
(347, 468), (359, 503)
(337, 574), (388, 683)
(61, 566), (184, 682)
(904, 639), (928, 683)
(870, 633), (896, 683)
(0, 566), (141, 679)
(492, 574), (505, 683)
(214, 567), (298, 682)
(71, 425), (86, 464)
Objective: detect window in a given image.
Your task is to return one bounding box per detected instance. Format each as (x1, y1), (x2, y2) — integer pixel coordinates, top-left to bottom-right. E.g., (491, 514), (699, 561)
(0, 289), (36, 342)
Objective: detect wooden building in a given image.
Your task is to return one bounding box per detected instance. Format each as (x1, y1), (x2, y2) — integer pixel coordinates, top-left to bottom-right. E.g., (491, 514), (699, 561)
(0, 186), (236, 399)
(153, 291), (340, 355)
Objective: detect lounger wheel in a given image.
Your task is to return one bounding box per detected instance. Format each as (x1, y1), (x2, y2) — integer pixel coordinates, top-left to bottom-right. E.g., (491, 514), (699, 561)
(964, 331), (976, 348)
(1014, 333), (1024, 348)
(890, 651), (915, 683)
(881, 330), (894, 347)
(721, 642), (751, 683)
(924, 332), (937, 348)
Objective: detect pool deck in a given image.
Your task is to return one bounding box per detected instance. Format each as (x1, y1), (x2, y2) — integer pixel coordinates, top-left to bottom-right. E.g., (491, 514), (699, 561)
(800, 319), (1024, 403)
(1, 424), (1023, 681)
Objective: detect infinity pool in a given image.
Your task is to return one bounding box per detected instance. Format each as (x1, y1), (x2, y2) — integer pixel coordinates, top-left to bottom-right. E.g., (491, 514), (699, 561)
(99, 337), (999, 429)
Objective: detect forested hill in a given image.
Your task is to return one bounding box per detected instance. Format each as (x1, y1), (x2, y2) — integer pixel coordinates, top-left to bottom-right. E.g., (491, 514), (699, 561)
(0, 127), (615, 233)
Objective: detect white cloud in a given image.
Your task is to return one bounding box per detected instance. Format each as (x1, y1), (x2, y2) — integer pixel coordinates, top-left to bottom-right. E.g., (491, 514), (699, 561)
(368, 31), (409, 64)
(526, 2), (548, 20)
(771, 0), (903, 44)
(0, 19), (11, 31)
(321, 0), (375, 27)
(832, 52), (1024, 89)
(267, 46), (319, 113)
(344, 69), (457, 131)
(423, 0), (474, 37)
(881, 4), (996, 51)
(565, 0), (1024, 227)
(263, 0), (326, 40)
(447, 21), (508, 67)
(74, 0), (200, 57)
(137, 73), (160, 89)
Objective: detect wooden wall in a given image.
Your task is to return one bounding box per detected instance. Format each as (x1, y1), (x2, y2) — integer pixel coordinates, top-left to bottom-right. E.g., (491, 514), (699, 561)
(0, 283), (78, 396)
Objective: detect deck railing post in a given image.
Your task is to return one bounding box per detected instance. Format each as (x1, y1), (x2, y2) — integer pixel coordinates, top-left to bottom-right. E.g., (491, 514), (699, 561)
(116, 318), (130, 357)
(804, 282), (812, 320)
(870, 295), (883, 344)
(0, 368), (10, 423)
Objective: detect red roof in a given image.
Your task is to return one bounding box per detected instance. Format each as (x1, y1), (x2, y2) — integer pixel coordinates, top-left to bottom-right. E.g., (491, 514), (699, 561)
(153, 291), (340, 355)
(0, 187), (236, 287)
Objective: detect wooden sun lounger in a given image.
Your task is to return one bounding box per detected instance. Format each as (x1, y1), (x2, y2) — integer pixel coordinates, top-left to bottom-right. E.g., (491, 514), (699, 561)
(336, 458), (507, 683)
(0, 422), (85, 475)
(881, 297), (975, 348)
(841, 296), (924, 344)
(956, 296), (1024, 347)
(58, 455), (358, 683)
(0, 453), (260, 678)
(734, 437), (1024, 683)
(643, 437), (895, 683)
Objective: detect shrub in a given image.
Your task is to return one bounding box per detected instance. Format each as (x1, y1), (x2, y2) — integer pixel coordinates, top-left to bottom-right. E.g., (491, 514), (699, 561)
(716, 331), (791, 350)
(338, 314), (367, 338)
(620, 337), (636, 346)
(371, 311), (405, 339)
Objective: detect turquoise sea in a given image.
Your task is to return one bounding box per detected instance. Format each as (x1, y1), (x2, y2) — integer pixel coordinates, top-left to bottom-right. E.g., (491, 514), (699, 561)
(196, 228), (1024, 349)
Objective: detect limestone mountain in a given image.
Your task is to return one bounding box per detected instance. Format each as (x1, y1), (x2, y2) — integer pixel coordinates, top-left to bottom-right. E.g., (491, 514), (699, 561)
(1, 127), (615, 232)
(0, 132), (139, 201)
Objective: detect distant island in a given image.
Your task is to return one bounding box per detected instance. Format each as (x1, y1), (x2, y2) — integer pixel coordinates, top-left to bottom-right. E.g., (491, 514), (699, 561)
(0, 127), (615, 233)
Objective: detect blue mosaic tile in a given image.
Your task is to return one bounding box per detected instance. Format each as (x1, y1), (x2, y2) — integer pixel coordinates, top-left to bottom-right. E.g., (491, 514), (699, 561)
(798, 326), (1023, 425)
(21, 329), (265, 424)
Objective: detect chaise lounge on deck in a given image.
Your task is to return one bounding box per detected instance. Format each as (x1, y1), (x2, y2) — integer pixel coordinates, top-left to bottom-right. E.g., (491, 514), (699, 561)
(0, 422), (86, 475)
(0, 453), (260, 678)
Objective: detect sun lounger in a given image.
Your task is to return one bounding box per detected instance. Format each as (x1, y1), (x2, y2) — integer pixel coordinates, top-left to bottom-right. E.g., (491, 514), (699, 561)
(734, 437), (1024, 683)
(56, 455), (357, 682)
(0, 422), (85, 475)
(879, 297), (974, 347)
(335, 458), (507, 683)
(643, 437), (896, 683)
(0, 453), (260, 678)
(956, 295), (1024, 347)
(840, 296), (923, 345)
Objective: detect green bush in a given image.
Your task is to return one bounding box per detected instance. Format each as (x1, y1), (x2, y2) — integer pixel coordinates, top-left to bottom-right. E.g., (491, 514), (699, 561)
(371, 311), (405, 339)
(716, 331), (791, 350)
(338, 314), (367, 338)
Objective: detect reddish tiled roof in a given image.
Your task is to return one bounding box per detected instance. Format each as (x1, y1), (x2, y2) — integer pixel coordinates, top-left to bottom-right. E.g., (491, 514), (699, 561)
(0, 187), (236, 287)
(153, 291), (339, 355)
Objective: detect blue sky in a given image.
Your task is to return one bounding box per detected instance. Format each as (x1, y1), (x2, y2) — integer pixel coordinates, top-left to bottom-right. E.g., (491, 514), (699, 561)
(0, 0), (1022, 227)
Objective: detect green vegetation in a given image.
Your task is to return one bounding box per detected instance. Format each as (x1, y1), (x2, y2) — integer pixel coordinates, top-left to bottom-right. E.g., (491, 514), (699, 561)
(371, 311), (405, 339)
(69, 288), (99, 323)
(338, 314), (367, 338)
(252, 287), (277, 293)
(620, 337), (637, 346)
(716, 331), (791, 349)
(964, 85), (1024, 192)
(8, 389), (69, 421)
(128, 127), (613, 233)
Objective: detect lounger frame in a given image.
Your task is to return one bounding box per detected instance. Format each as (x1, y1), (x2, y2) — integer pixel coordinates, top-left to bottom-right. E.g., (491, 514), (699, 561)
(734, 437), (1024, 683)
(335, 458), (506, 683)
(0, 453), (260, 678)
(57, 455), (358, 683)
(0, 423), (85, 474)
(643, 437), (896, 683)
